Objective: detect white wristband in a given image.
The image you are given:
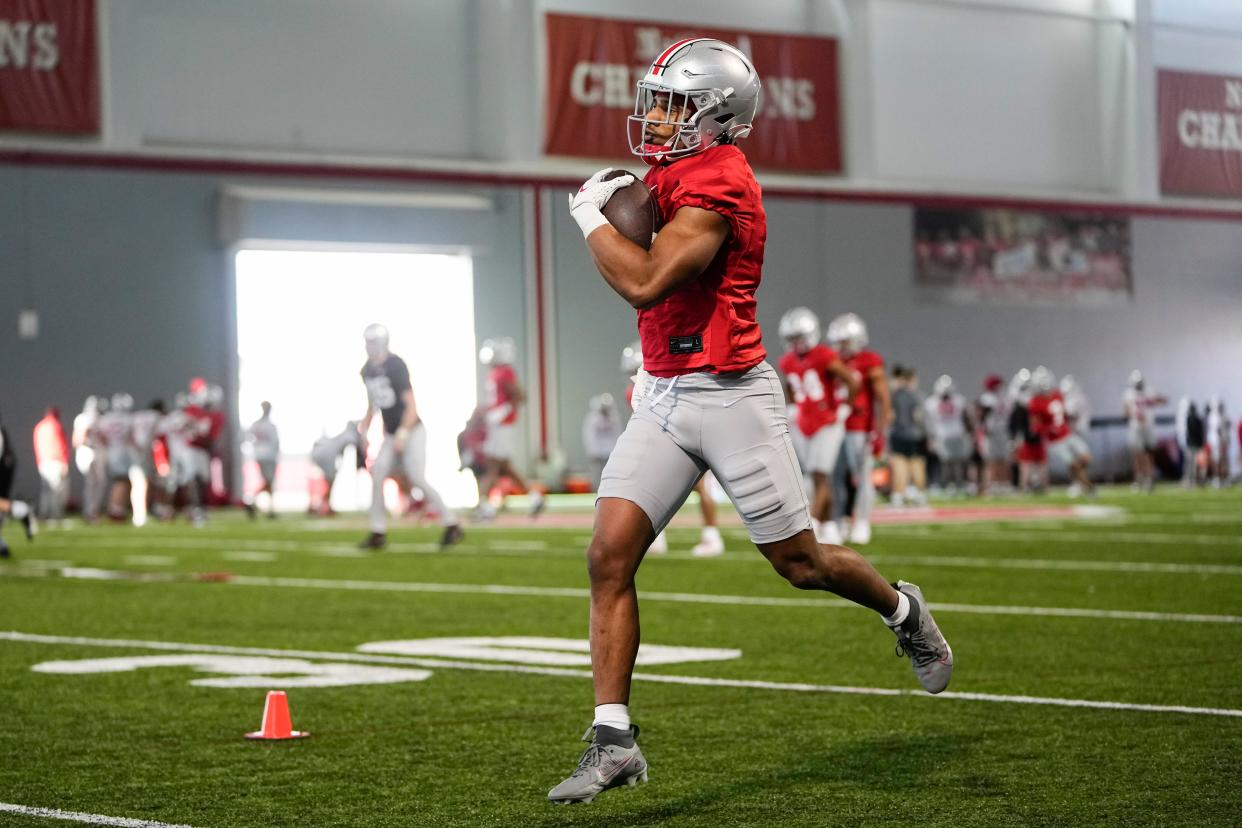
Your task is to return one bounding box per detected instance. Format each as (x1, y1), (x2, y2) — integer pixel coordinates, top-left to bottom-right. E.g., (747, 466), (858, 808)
(570, 203), (609, 239)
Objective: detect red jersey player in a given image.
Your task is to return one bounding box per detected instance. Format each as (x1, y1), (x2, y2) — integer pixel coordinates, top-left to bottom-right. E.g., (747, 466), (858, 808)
(551, 37), (951, 804)
(827, 313), (892, 545)
(1027, 366), (1094, 496)
(777, 307), (859, 545)
(475, 337), (544, 518)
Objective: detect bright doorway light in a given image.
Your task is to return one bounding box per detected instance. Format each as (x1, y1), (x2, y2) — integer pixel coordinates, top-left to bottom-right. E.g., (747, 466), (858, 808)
(235, 249), (478, 510)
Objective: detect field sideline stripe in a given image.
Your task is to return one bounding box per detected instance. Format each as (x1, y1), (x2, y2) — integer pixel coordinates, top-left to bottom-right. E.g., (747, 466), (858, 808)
(0, 802), (198, 827)
(221, 575), (1242, 625)
(2, 631), (1239, 720)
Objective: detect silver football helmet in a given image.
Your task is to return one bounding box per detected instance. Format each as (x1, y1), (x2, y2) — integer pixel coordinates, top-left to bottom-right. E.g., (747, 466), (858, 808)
(479, 337), (516, 366)
(1128, 369), (1144, 390)
(1031, 365), (1055, 394)
(589, 393), (615, 415)
(629, 38), (761, 162)
(1059, 374), (1078, 395)
(1008, 368), (1032, 403)
(827, 313), (869, 356)
(933, 374), (955, 397)
(620, 341), (643, 374)
(111, 393), (134, 413)
(779, 307), (820, 354)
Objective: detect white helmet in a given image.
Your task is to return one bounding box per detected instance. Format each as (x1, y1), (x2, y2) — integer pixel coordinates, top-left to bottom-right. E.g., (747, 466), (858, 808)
(110, 393), (134, 413)
(629, 39), (761, 162)
(1128, 369), (1144, 389)
(1008, 368), (1032, 402)
(1031, 365), (1055, 394)
(82, 395), (100, 416)
(779, 307), (820, 353)
(827, 313), (868, 356)
(589, 393), (615, 414)
(933, 374), (954, 397)
(620, 341), (643, 374)
(479, 337), (516, 366)
(1059, 374), (1078, 395)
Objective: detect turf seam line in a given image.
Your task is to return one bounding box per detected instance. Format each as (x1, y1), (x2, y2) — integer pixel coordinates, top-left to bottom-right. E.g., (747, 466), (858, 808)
(3, 631), (1240, 719)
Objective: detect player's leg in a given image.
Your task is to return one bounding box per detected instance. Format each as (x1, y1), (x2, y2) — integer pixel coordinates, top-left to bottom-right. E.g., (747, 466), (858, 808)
(889, 451), (910, 505)
(362, 437), (396, 548)
(807, 423), (845, 543)
(690, 475), (724, 557)
(702, 365), (951, 693)
(400, 424), (463, 547)
(843, 432), (875, 544)
(549, 408), (703, 804)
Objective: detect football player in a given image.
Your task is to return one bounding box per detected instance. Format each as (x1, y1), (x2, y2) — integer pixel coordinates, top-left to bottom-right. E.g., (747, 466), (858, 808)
(582, 394), (622, 493)
(977, 374), (1011, 495)
(1008, 369), (1047, 493)
(474, 337), (545, 518)
(827, 312), (892, 543)
(128, 399), (166, 526)
(71, 395), (106, 522)
(1123, 370), (1166, 491)
(778, 307), (859, 544)
(552, 38), (951, 804)
(923, 375), (970, 494)
(620, 340), (724, 557)
(309, 421), (365, 516)
(0, 410), (37, 556)
(358, 324), (463, 549)
(1204, 397), (1230, 487)
(243, 401), (280, 519)
(96, 393), (135, 521)
(1028, 367), (1094, 497)
(33, 406), (70, 522)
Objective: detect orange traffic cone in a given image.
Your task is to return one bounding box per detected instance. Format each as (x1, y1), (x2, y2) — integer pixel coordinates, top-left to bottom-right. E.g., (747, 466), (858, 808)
(245, 690), (309, 741)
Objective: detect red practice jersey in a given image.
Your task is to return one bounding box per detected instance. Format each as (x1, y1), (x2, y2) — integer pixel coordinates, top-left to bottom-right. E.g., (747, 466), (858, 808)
(1029, 391), (1071, 443)
(844, 350), (885, 432)
(778, 344), (844, 437)
(639, 144), (767, 377)
(486, 364), (519, 426)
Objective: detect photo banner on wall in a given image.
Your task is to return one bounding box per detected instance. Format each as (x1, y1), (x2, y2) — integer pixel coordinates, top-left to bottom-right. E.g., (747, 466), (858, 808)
(0, 0), (99, 133)
(914, 207), (1132, 307)
(1158, 69), (1242, 198)
(544, 12), (841, 173)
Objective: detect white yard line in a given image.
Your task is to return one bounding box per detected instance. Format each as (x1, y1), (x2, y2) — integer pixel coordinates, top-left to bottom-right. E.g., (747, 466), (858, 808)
(122, 556), (175, 566)
(2, 631), (1238, 720)
(218, 575), (1241, 624)
(0, 802), (198, 827)
(878, 527), (1242, 546)
(865, 554), (1242, 576)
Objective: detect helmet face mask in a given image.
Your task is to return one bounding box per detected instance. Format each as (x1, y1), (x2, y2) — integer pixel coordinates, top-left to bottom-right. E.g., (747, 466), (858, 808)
(628, 39), (760, 163)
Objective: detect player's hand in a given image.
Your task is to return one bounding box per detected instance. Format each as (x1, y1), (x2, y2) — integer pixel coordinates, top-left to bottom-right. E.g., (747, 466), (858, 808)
(568, 168), (634, 240)
(870, 431), (886, 458)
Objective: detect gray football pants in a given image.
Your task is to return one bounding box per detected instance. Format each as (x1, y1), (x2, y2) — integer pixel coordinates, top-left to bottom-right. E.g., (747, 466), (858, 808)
(598, 361), (812, 544)
(370, 424), (453, 533)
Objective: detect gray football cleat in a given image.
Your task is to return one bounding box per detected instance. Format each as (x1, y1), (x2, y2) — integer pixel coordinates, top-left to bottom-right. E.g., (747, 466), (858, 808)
(548, 724), (648, 805)
(890, 581), (953, 693)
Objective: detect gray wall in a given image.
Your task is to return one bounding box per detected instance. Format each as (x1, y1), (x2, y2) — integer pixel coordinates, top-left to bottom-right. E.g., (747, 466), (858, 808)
(2, 161), (1240, 496)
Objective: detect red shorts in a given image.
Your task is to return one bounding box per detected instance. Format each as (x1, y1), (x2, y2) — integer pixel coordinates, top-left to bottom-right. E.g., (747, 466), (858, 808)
(1016, 442), (1047, 464)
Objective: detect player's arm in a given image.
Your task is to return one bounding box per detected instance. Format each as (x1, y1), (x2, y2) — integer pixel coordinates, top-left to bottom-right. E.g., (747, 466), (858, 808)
(870, 366), (893, 431)
(586, 206), (729, 309)
(828, 359), (861, 403)
(502, 378), (526, 407)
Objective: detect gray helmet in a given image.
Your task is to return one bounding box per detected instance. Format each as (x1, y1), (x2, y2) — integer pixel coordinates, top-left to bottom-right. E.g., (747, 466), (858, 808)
(1031, 365), (1055, 394)
(629, 38), (761, 162)
(1128, 369), (1144, 389)
(933, 374), (954, 397)
(827, 312), (868, 355)
(620, 340), (643, 374)
(779, 307), (820, 353)
(1059, 374), (1078, 395)
(479, 337), (516, 366)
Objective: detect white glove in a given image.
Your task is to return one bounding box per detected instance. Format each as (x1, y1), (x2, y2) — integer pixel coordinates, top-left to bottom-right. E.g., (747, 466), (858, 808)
(567, 168), (635, 240)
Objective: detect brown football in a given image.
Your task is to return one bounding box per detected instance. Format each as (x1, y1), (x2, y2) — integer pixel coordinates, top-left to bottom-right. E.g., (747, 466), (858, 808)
(601, 169), (661, 250)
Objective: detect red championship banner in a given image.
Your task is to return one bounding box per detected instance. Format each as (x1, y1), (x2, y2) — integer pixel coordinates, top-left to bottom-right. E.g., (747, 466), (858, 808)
(544, 13), (841, 173)
(1158, 69), (1242, 198)
(0, 0), (98, 133)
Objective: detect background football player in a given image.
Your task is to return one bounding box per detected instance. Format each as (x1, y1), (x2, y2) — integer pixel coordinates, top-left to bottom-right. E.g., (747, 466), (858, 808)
(778, 307), (858, 544)
(828, 312), (891, 543)
(553, 38), (951, 805)
(474, 337), (545, 519)
(309, 421), (364, 516)
(243, 401), (280, 519)
(923, 375), (970, 495)
(1028, 367), (1094, 497)
(0, 410), (37, 556)
(1123, 370), (1166, 491)
(358, 324), (462, 549)
(33, 406), (70, 523)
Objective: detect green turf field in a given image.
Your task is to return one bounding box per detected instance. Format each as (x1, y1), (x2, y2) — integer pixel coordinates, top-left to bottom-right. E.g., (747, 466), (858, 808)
(2, 487), (1240, 827)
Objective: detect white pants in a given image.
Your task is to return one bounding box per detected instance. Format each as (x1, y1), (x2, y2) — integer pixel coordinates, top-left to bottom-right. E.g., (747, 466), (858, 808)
(792, 421), (846, 475)
(842, 431), (876, 522)
(370, 424), (453, 533)
(38, 461), (70, 520)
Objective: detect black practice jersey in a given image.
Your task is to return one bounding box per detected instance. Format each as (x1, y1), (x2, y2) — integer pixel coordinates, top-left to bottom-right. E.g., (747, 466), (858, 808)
(361, 354), (412, 435)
